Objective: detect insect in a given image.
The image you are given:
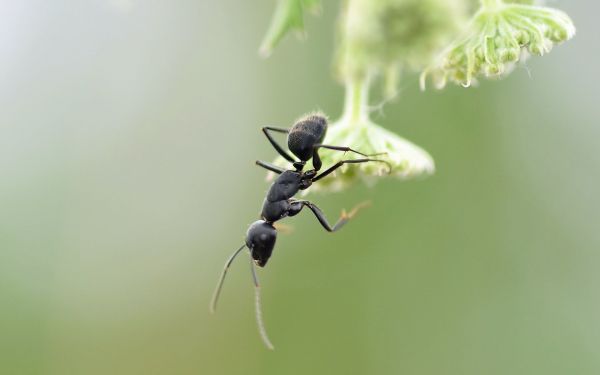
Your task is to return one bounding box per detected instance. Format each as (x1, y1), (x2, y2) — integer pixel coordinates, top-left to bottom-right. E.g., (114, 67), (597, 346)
(209, 113), (391, 349)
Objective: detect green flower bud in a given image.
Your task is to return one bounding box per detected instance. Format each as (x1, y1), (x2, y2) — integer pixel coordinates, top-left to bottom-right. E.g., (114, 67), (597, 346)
(337, 0), (468, 84)
(309, 121), (434, 193)
(420, 1), (575, 90)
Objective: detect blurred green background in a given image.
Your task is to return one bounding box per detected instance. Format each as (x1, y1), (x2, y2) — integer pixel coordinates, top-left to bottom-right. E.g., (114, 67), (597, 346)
(1, 1), (598, 374)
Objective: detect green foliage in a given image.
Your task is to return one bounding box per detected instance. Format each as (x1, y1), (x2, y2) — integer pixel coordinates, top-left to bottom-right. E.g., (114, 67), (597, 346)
(259, 0), (321, 57)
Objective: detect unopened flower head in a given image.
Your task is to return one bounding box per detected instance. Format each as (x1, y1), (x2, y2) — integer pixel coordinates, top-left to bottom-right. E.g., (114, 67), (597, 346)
(337, 0), (467, 97)
(307, 117), (434, 193)
(420, 1), (575, 89)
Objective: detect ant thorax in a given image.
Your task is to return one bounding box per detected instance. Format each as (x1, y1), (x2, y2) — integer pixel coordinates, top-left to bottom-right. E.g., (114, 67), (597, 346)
(299, 170), (316, 190)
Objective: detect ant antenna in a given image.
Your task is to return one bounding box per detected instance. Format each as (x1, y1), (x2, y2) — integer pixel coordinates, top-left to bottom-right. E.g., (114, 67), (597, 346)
(209, 244), (246, 314)
(249, 251), (275, 350)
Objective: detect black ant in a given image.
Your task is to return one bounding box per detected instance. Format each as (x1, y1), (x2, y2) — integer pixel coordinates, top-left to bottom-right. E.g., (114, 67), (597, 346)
(209, 113), (391, 349)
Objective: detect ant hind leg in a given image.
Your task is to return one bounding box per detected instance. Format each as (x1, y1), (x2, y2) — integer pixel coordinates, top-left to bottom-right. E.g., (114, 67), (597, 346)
(290, 200), (371, 232)
(256, 160), (285, 174)
(262, 127), (296, 163)
(314, 144), (387, 158)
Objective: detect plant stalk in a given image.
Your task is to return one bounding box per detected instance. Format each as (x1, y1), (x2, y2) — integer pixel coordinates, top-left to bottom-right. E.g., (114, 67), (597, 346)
(342, 79), (370, 126)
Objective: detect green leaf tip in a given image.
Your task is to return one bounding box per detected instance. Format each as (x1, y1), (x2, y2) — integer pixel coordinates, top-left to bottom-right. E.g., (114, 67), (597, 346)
(259, 0), (322, 58)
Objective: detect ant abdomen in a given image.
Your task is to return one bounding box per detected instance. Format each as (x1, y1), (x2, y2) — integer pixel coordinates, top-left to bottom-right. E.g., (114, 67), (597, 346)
(287, 114), (328, 161)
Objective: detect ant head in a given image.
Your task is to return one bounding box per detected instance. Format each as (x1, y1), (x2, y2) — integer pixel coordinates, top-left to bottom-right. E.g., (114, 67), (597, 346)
(246, 221), (277, 267)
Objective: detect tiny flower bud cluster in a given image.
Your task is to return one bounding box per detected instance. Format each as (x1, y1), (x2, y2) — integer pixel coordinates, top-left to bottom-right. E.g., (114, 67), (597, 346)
(420, 2), (575, 89)
(306, 118), (435, 192)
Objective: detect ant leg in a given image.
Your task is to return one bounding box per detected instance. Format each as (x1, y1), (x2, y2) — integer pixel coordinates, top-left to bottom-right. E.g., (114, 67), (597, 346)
(248, 250), (275, 350)
(312, 148), (323, 171)
(289, 200), (370, 232)
(262, 127), (296, 163)
(312, 158), (392, 182)
(256, 160), (285, 174)
(210, 244), (246, 313)
(314, 144), (387, 158)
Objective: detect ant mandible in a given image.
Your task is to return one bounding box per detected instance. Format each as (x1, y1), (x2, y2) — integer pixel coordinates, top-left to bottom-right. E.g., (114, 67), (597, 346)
(209, 113), (391, 349)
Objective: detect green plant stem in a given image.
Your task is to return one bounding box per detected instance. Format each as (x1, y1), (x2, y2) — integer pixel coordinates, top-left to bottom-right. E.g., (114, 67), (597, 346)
(342, 79), (370, 126)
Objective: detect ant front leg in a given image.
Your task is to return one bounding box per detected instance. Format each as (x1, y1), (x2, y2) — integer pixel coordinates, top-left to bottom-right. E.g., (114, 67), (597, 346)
(313, 158), (392, 182)
(262, 127), (296, 163)
(288, 200), (370, 232)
